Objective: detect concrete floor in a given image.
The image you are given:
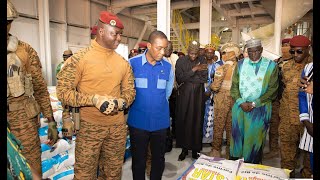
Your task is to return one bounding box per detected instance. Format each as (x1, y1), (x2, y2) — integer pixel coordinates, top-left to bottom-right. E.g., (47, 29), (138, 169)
(120, 139), (301, 180)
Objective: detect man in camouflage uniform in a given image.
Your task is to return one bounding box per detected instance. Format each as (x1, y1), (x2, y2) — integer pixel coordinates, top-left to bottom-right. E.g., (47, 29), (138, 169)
(56, 49), (73, 76)
(264, 38), (291, 159)
(56, 11), (135, 179)
(279, 35), (312, 178)
(7, 1), (58, 175)
(208, 42), (240, 159)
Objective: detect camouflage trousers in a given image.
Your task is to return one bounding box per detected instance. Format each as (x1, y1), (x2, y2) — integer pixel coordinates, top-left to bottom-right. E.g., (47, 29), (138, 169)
(7, 109), (42, 175)
(278, 119), (312, 177)
(211, 91), (233, 158)
(269, 100), (280, 151)
(74, 120), (127, 180)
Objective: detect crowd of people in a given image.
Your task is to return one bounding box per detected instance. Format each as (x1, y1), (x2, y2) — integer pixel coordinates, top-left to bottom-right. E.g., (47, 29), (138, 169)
(7, 0), (313, 179)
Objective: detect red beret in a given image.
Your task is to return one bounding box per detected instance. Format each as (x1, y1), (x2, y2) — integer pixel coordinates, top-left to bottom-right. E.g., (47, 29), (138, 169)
(91, 26), (98, 35)
(281, 38), (291, 44)
(99, 11), (124, 29)
(177, 52), (185, 56)
(130, 49), (138, 53)
(290, 35), (310, 47)
(138, 42), (148, 48)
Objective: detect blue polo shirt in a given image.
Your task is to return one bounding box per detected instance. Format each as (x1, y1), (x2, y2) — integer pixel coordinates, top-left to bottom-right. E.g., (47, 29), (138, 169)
(128, 51), (174, 131)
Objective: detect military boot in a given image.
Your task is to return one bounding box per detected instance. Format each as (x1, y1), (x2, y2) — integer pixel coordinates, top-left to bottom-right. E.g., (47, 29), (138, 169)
(263, 150), (280, 159)
(207, 149), (221, 158)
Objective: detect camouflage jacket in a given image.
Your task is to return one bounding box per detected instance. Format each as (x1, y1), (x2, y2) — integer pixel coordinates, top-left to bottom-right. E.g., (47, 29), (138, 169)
(211, 61), (237, 93)
(279, 56), (312, 125)
(7, 36), (53, 118)
(56, 40), (135, 125)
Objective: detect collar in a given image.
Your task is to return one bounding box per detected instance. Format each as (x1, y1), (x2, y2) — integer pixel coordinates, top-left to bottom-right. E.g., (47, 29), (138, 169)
(142, 50), (163, 66)
(249, 57), (262, 64)
(91, 40), (114, 55)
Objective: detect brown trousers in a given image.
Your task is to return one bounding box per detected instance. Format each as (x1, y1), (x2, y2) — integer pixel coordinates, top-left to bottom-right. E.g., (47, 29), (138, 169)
(74, 120), (127, 180)
(269, 100), (280, 151)
(7, 109), (42, 175)
(279, 120), (312, 177)
(211, 91), (233, 158)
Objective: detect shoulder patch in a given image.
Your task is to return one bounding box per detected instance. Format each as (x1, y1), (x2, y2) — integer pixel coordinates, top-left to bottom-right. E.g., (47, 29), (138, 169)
(215, 69), (223, 77)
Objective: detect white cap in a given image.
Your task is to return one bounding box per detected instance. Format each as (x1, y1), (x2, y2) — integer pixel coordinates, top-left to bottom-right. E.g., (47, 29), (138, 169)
(246, 39), (262, 48)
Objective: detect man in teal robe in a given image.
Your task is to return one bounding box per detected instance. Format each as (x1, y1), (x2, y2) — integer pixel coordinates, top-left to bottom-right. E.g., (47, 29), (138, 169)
(230, 39), (279, 163)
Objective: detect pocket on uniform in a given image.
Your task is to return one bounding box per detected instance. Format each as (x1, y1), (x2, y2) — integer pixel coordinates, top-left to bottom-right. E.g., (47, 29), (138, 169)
(135, 78), (148, 88)
(24, 98), (41, 118)
(157, 79), (166, 89)
(7, 75), (25, 97)
(24, 74), (34, 96)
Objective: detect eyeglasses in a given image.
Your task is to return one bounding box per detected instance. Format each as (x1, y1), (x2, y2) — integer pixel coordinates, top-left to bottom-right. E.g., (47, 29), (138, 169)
(289, 49), (304, 54)
(247, 49), (261, 54)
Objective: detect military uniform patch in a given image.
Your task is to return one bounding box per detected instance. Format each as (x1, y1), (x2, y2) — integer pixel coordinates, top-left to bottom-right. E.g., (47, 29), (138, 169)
(215, 71), (222, 77)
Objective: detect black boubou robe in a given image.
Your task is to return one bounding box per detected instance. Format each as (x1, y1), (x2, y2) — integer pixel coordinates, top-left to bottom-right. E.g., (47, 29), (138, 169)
(175, 55), (208, 151)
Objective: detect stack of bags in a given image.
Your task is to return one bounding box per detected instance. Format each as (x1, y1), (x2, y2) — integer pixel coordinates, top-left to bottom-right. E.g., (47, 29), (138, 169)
(41, 138), (75, 179)
(178, 154), (291, 180)
(39, 86), (75, 180)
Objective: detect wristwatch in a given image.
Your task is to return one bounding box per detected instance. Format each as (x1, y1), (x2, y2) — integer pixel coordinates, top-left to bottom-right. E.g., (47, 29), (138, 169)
(251, 102), (256, 108)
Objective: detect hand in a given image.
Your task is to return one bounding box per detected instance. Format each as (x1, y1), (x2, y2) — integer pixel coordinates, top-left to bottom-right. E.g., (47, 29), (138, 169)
(62, 118), (74, 140)
(240, 102), (254, 112)
(92, 94), (117, 115)
(192, 64), (207, 72)
(109, 99), (119, 116)
(302, 120), (313, 137)
(47, 121), (58, 146)
(116, 98), (127, 111)
(108, 98), (127, 115)
(305, 81), (313, 94)
(298, 76), (310, 88)
(204, 91), (211, 97)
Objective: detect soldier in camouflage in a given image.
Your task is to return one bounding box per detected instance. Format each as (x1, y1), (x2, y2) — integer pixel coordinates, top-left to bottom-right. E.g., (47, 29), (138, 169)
(7, 0), (58, 175)
(56, 49), (73, 76)
(264, 38), (291, 159)
(56, 11), (135, 179)
(279, 35), (312, 178)
(208, 42), (240, 159)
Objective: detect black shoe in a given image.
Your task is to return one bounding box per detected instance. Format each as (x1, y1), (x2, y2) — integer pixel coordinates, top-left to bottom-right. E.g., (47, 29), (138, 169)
(192, 151), (200, 159)
(229, 156), (240, 161)
(178, 149), (188, 161)
(165, 136), (173, 153)
(290, 170), (295, 178)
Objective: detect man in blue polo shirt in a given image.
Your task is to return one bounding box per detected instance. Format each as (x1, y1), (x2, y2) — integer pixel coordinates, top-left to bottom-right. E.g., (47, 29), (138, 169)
(128, 30), (174, 180)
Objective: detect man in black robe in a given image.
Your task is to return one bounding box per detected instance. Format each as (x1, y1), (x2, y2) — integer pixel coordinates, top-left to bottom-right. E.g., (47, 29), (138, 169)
(175, 41), (208, 161)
